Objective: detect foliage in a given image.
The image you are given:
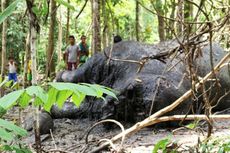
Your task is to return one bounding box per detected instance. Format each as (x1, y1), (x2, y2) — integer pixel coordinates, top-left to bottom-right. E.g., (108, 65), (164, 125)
(152, 136), (179, 153)
(0, 0), (21, 24)
(0, 118), (31, 153)
(0, 81), (116, 152)
(152, 137), (171, 153)
(0, 82), (117, 115)
(198, 136), (230, 153)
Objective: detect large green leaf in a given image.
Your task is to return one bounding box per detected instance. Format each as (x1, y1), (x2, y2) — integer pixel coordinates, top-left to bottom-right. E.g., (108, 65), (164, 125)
(0, 0), (21, 24)
(55, 0), (75, 10)
(43, 88), (58, 112)
(56, 90), (73, 109)
(0, 105), (7, 117)
(19, 92), (31, 108)
(0, 128), (14, 141)
(26, 86), (47, 104)
(2, 145), (32, 153)
(0, 119), (27, 137)
(0, 89), (24, 109)
(72, 91), (85, 108)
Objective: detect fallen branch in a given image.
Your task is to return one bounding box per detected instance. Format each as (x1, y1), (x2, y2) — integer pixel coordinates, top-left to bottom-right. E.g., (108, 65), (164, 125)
(89, 52), (230, 153)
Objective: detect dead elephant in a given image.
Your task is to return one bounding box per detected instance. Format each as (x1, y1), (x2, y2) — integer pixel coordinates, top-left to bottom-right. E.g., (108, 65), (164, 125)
(54, 40), (230, 122)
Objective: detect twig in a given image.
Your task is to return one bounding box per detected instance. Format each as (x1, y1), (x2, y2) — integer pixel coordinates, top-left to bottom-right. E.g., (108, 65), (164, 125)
(86, 119), (125, 153)
(50, 129), (57, 150)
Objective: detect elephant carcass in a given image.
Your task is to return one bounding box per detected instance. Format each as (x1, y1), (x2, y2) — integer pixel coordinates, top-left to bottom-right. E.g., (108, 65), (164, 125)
(55, 41), (230, 122)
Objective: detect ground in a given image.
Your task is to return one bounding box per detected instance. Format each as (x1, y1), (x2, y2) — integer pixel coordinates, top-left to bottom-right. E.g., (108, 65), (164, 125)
(21, 118), (230, 153)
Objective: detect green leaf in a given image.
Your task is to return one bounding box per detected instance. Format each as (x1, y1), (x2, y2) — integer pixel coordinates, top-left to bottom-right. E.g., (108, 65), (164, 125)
(19, 92), (31, 108)
(2, 145), (32, 153)
(0, 128), (14, 141)
(99, 86), (118, 100)
(54, 0), (75, 10)
(43, 88), (58, 112)
(26, 86), (47, 104)
(0, 89), (24, 109)
(74, 84), (98, 97)
(72, 91), (85, 108)
(81, 84), (103, 98)
(0, 79), (8, 88)
(152, 138), (170, 153)
(0, 0), (21, 24)
(0, 119), (27, 137)
(56, 90), (73, 109)
(0, 105), (7, 117)
(33, 97), (43, 107)
(4, 80), (13, 88)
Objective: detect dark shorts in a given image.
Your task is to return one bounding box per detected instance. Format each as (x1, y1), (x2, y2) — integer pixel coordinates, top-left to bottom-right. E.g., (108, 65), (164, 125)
(8, 73), (17, 82)
(67, 62), (77, 71)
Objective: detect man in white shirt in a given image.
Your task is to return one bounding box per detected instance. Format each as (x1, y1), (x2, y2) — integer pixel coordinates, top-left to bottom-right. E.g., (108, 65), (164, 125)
(7, 57), (17, 82)
(65, 35), (79, 71)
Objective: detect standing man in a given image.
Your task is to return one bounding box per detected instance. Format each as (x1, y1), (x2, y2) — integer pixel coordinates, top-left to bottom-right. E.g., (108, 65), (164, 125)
(78, 35), (89, 66)
(65, 35), (79, 71)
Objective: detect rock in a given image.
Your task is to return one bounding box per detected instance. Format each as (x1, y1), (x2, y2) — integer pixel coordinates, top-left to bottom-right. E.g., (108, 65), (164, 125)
(55, 41), (230, 122)
(23, 112), (54, 135)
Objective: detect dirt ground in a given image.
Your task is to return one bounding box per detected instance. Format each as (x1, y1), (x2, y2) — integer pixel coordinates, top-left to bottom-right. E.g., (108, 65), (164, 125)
(21, 117), (230, 153)
(4, 106), (230, 153)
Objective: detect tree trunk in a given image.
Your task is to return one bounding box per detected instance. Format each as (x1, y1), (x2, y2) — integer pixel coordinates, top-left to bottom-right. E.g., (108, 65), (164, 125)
(135, 1), (140, 41)
(1, 0), (7, 77)
(184, 0), (193, 35)
(152, 0), (165, 42)
(23, 33), (30, 88)
(92, 0), (101, 54)
(46, 0), (57, 78)
(57, 6), (63, 63)
(167, 0), (176, 39)
(26, 0), (41, 152)
(176, 0), (184, 35)
(102, 0), (108, 49)
(65, 0), (70, 44)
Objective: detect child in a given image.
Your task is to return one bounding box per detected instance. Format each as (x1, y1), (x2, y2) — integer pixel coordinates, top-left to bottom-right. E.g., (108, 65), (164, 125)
(65, 35), (79, 70)
(7, 57), (17, 82)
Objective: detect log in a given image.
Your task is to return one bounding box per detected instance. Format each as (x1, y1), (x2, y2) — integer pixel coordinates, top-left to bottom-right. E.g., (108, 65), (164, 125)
(89, 52), (230, 153)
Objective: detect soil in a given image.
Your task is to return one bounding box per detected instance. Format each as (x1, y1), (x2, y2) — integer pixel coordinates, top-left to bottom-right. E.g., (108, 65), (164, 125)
(23, 118), (230, 153)
(4, 107), (230, 153)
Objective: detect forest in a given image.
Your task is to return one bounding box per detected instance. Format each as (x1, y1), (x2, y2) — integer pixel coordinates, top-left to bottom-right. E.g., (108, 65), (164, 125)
(0, 0), (230, 153)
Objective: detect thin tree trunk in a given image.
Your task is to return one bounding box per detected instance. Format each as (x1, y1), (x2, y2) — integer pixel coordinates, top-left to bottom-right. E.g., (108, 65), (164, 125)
(26, 0), (41, 152)
(167, 0), (176, 39)
(46, 0), (57, 78)
(177, 0), (184, 35)
(135, 1), (140, 41)
(66, 0), (70, 44)
(23, 33), (30, 88)
(102, 0), (107, 49)
(92, 0), (101, 54)
(57, 6), (63, 63)
(184, 0), (193, 35)
(152, 0), (165, 41)
(1, 0), (7, 77)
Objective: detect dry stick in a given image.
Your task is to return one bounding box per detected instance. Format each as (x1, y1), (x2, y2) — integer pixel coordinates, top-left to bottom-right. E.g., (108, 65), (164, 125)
(89, 52), (230, 153)
(86, 119), (125, 152)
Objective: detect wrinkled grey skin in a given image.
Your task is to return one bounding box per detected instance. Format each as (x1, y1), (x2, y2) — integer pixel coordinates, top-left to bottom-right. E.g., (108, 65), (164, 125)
(54, 41), (230, 122)
(23, 112), (54, 135)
